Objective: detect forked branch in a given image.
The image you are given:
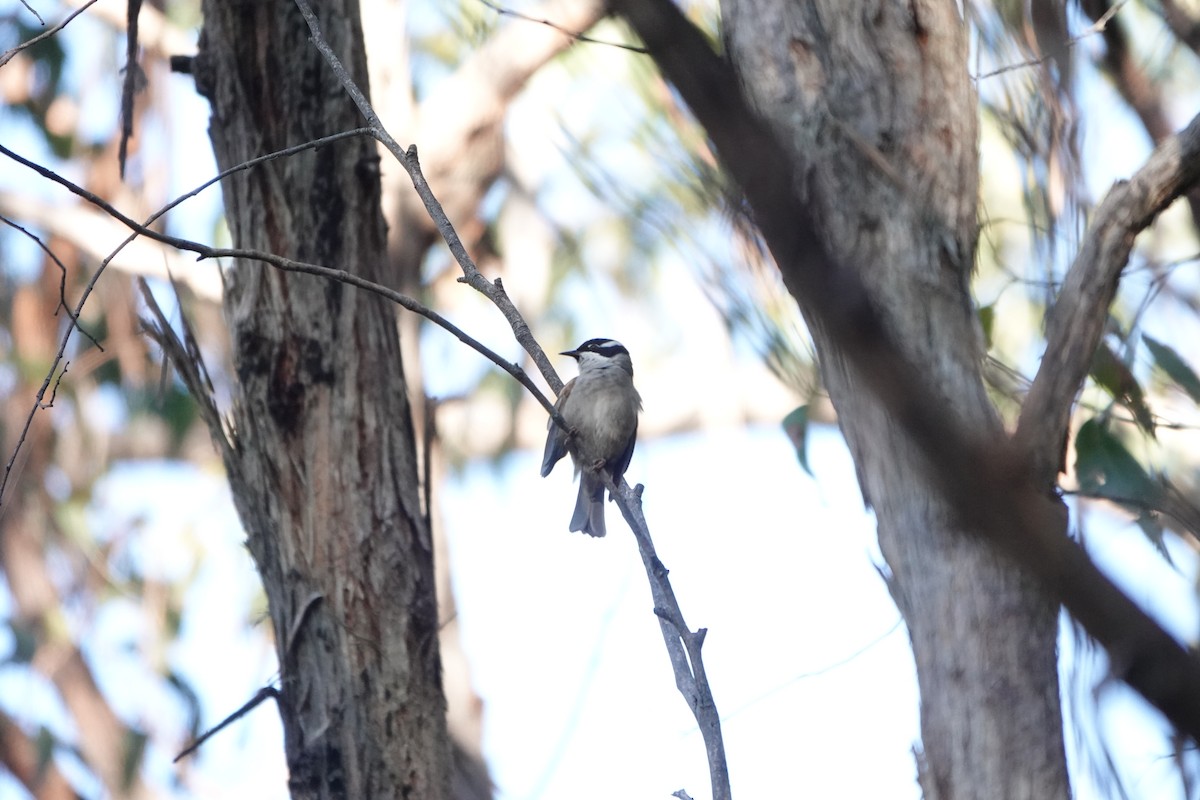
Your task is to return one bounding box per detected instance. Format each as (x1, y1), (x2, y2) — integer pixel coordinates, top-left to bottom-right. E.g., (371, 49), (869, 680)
(609, 0), (1200, 742)
(1016, 112), (1200, 477)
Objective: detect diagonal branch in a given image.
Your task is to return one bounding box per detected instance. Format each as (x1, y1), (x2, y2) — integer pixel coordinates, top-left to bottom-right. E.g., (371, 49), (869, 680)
(608, 0), (1200, 742)
(606, 475), (729, 800)
(0, 0), (102, 68)
(1015, 111), (1200, 477)
(476, 0), (644, 53)
(293, 0), (565, 395)
(294, 4), (731, 796)
(0, 133), (560, 508)
(1080, 0), (1200, 231)
(0, 707), (75, 799)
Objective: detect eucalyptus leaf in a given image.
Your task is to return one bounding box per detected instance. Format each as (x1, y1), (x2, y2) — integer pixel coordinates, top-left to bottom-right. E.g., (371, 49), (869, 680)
(782, 404), (813, 476)
(1089, 343), (1155, 435)
(1144, 335), (1200, 404)
(1074, 418), (1159, 504)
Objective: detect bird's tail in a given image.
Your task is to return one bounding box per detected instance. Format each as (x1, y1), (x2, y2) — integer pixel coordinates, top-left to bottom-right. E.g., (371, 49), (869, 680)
(569, 474), (606, 537)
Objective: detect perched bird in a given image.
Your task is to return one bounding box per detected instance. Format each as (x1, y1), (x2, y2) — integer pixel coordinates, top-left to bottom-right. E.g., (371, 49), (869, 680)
(541, 338), (642, 537)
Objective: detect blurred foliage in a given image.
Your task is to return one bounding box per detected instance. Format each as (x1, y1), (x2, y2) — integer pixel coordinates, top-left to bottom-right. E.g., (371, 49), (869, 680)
(2, 0), (1200, 797)
(782, 404), (812, 477)
(6, 17), (72, 156)
(967, 1), (1200, 791)
(1144, 334), (1200, 404)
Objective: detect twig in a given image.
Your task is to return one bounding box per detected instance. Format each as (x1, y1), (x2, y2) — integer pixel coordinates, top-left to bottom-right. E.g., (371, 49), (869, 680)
(974, 0), (1129, 80)
(137, 278), (232, 462)
(0, 130), (371, 507)
(611, 0), (1200, 742)
(1015, 110), (1200, 474)
(39, 362), (68, 409)
(173, 686), (280, 763)
(293, 0), (564, 396)
(607, 475), (732, 800)
(293, 2), (732, 793)
(118, 0), (145, 178)
(174, 591), (324, 762)
(16, 1), (43, 24)
(475, 0), (647, 54)
(0, 0), (101, 68)
(0, 214), (102, 349)
(0, 133), (563, 506)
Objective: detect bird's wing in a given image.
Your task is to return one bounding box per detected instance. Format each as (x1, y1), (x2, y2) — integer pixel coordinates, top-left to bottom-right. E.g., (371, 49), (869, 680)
(608, 416), (638, 486)
(540, 379), (573, 477)
(541, 423), (569, 477)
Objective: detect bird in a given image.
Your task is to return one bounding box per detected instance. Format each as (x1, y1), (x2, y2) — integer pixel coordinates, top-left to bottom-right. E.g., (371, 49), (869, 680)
(540, 338), (642, 537)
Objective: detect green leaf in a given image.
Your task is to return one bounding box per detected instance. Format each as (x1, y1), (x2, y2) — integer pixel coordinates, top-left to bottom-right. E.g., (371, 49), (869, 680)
(1144, 335), (1200, 404)
(1072, 416), (1173, 563)
(121, 729), (148, 792)
(1134, 512), (1174, 565)
(1074, 418), (1159, 502)
(35, 727), (55, 784)
(5, 621), (37, 665)
(1089, 343), (1155, 435)
(782, 405), (813, 476)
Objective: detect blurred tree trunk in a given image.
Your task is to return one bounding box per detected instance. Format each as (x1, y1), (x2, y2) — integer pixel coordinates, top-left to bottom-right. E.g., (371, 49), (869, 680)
(720, 2), (1070, 798)
(192, 1), (450, 798)
(2, 267), (153, 800)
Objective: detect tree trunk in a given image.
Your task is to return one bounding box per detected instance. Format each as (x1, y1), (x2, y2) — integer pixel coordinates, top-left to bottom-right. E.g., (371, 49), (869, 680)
(721, 2), (1070, 797)
(192, 1), (450, 798)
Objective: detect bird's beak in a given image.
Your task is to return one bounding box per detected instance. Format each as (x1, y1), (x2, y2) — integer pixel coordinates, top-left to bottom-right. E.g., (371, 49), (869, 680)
(560, 348), (580, 358)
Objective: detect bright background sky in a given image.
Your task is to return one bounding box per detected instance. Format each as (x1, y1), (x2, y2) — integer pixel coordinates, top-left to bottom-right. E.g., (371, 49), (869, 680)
(2, 1), (1200, 798)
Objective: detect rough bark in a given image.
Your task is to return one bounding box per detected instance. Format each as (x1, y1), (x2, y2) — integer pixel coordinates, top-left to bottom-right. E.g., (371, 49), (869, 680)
(720, 2), (1069, 798)
(192, 2), (450, 798)
(361, 4), (602, 793)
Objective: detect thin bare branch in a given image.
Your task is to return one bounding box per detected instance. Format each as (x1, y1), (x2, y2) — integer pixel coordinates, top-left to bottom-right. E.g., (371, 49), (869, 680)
(137, 278), (233, 463)
(173, 686), (279, 763)
(294, 3), (732, 794)
(476, 0), (646, 53)
(610, 0), (1200, 743)
(606, 473), (731, 800)
(0, 132), (560, 509)
(1081, 0), (1200, 231)
(0, 214), (103, 349)
(0, 0), (101, 68)
(294, 0), (564, 395)
(974, 0), (1129, 80)
(17, 1), (43, 24)
(1015, 111), (1200, 474)
(118, 0), (145, 179)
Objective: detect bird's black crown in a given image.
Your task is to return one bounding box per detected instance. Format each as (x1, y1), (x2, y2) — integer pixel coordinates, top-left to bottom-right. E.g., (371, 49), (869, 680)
(567, 338), (628, 358)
